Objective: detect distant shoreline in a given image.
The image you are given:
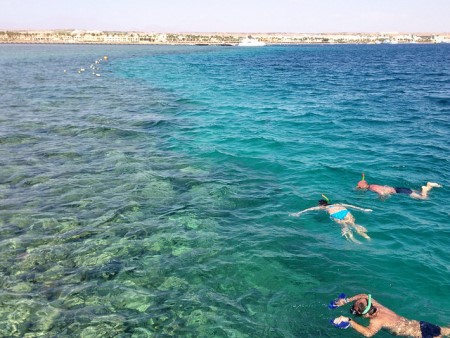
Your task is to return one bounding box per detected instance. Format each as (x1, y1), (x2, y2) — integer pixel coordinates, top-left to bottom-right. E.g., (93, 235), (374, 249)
(1, 30), (450, 45)
(0, 41), (445, 46)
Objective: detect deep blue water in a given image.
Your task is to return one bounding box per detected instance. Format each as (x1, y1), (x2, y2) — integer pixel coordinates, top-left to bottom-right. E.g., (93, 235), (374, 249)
(0, 43), (449, 337)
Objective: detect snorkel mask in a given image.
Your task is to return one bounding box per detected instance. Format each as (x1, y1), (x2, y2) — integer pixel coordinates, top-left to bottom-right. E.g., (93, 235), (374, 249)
(350, 294), (372, 316)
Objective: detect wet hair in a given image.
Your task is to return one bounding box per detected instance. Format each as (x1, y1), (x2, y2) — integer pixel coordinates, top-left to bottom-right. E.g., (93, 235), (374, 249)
(351, 299), (377, 316)
(318, 199), (329, 206)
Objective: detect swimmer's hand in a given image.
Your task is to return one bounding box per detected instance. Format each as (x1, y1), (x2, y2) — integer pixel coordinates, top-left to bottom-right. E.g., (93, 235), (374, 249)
(334, 298), (348, 307)
(328, 293), (347, 308)
(289, 212), (302, 217)
(334, 316), (350, 324)
(332, 316), (351, 329)
(365, 208), (373, 212)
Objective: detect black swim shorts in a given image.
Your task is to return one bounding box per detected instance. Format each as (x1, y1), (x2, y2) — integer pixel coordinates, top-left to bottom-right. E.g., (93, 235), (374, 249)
(420, 321), (441, 338)
(394, 187), (413, 195)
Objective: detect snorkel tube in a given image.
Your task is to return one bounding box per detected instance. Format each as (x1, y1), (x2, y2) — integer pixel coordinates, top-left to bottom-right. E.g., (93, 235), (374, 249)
(321, 194), (331, 204)
(361, 294), (372, 315)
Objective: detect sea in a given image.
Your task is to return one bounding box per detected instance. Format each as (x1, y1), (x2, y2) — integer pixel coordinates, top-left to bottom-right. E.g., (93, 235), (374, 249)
(0, 43), (449, 337)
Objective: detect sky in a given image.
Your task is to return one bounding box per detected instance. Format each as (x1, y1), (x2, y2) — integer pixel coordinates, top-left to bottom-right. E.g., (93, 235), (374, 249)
(1, 0), (449, 33)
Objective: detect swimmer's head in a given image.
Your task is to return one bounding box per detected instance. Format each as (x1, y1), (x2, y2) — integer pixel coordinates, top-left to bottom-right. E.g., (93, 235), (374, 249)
(319, 194), (331, 206)
(357, 173), (369, 189)
(357, 180), (369, 189)
(318, 199), (329, 206)
(350, 296), (377, 317)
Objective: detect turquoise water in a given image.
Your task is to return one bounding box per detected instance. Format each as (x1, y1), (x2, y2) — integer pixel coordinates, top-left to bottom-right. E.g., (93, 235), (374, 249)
(0, 44), (449, 337)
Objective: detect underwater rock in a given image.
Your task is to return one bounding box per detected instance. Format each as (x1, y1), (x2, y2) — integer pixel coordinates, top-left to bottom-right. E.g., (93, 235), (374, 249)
(9, 282), (33, 293)
(168, 214), (201, 230)
(171, 245), (192, 257)
(78, 315), (125, 338)
(158, 276), (189, 291)
(0, 299), (38, 337)
(81, 260), (123, 281)
(138, 179), (176, 204)
(8, 215), (31, 229)
(186, 309), (209, 326)
(27, 305), (61, 333)
(131, 327), (155, 337)
(111, 288), (153, 313)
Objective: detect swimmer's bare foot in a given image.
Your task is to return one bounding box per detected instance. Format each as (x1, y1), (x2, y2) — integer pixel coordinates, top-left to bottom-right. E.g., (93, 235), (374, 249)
(342, 229), (361, 244)
(426, 182), (442, 188)
(354, 224), (371, 240)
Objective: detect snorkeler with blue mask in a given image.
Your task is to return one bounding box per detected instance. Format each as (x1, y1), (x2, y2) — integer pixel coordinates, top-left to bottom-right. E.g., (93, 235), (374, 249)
(332, 293), (450, 337)
(289, 195), (372, 243)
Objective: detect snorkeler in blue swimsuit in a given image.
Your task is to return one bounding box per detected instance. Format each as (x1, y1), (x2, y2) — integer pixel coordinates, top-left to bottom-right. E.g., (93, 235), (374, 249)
(328, 207), (350, 220)
(289, 195), (373, 243)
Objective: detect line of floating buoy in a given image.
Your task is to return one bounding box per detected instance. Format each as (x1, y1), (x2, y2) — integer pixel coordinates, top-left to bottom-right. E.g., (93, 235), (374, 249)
(66, 55), (108, 76)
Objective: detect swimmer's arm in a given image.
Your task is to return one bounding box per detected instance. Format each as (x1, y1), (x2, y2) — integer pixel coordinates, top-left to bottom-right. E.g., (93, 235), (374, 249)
(289, 207), (321, 217)
(349, 318), (382, 337)
(333, 315), (381, 337)
(340, 204), (373, 212)
(335, 293), (369, 306)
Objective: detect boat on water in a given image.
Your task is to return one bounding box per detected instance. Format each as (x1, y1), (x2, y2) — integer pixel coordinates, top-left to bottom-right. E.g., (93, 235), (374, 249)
(238, 37), (266, 47)
(382, 39), (399, 44)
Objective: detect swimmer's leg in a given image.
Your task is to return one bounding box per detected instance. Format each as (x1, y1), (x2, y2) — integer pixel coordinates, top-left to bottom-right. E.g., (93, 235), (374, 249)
(340, 223), (361, 244)
(343, 214), (369, 241)
(413, 182), (442, 199)
(353, 223), (371, 240)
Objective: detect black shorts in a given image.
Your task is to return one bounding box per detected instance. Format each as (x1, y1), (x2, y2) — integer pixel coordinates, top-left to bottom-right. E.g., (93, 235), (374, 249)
(395, 187), (413, 195)
(420, 321), (441, 338)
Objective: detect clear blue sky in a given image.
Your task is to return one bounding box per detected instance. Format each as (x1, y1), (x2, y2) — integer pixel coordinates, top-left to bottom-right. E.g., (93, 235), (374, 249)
(1, 0), (449, 33)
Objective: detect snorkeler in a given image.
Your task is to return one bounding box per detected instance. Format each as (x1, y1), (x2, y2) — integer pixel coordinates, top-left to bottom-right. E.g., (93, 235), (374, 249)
(357, 173), (441, 200)
(331, 293), (450, 337)
(289, 195), (372, 243)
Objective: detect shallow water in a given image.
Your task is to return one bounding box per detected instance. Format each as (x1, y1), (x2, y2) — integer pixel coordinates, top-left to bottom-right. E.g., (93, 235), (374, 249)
(0, 43), (449, 337)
